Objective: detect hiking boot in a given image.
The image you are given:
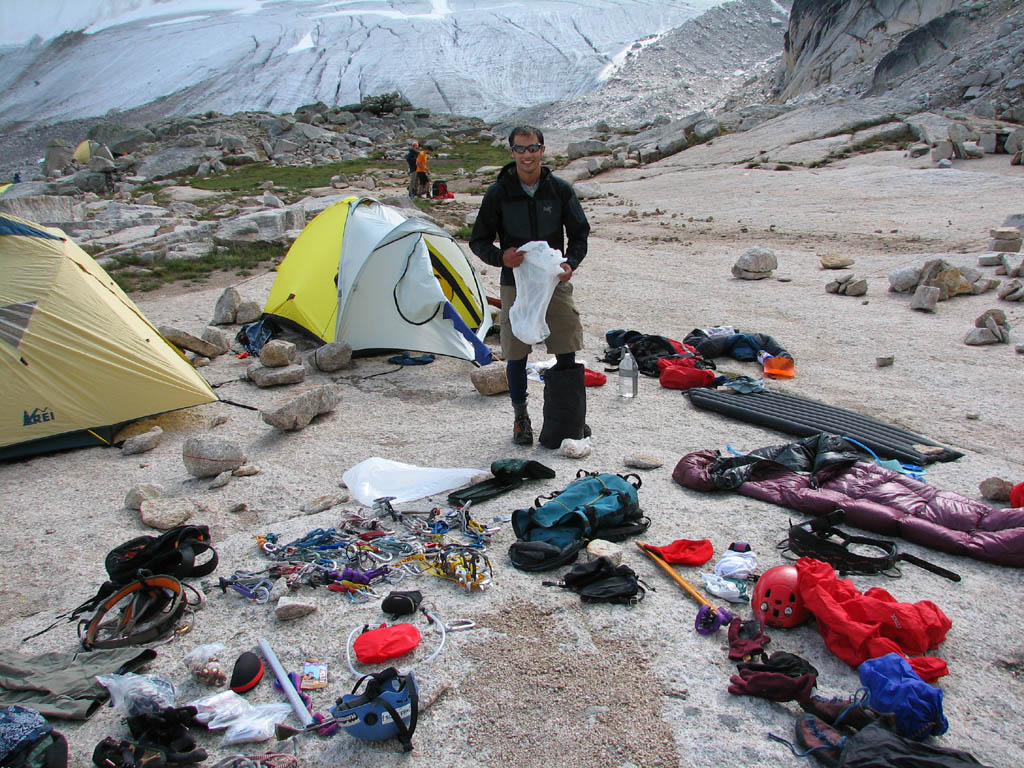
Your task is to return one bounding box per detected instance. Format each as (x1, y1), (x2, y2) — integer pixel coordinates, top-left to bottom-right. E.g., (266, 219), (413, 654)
(794, 715), (845, 767)
(801, 689), (880, 733)
(513, 414), (534, 445)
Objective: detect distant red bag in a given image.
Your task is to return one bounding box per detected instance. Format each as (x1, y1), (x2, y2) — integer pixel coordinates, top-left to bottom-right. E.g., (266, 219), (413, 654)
(353, 623), (421, 663)
(584, 368), (607, 387)
(658, 357), (715, 390)
(1010, 481), (1024, 508)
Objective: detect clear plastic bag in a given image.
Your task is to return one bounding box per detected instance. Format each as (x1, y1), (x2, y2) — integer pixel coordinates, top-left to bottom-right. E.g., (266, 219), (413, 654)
(219, 702), (293, 746)
(95, 673), (175, 717)
(342, 456), (488, 506)
(510, 241), (564, 344)
(190, 690), (251, 728)
(183, 642), (228, 687)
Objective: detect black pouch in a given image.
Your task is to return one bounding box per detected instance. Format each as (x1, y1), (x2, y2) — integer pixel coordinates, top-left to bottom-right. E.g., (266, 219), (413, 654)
(381, 590), (423, 617)
(546, 556), (646, 605)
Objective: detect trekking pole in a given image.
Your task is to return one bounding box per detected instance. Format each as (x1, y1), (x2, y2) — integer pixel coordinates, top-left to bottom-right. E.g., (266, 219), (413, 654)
(636, 542), (733, 635)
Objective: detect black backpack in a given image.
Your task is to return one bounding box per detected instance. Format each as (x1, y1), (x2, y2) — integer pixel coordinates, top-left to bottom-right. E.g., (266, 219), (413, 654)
(508, 471), (649, 571)
(544, 556), (646, 605)
(105, 525), (218, 586)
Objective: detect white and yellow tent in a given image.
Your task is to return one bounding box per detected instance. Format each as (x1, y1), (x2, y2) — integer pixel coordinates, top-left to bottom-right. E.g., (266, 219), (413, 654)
(264, 196), (493, 365)
(0, 213), (217, 459)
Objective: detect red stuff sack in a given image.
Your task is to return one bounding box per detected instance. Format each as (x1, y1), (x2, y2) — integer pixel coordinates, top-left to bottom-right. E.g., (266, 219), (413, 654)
(353, 623), (422, 664)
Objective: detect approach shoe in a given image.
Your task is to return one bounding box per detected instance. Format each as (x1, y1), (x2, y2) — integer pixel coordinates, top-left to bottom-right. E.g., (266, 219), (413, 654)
(801, 688), (882, 733)
(513, 414), (534, 446)
(794, 715), (846, 768)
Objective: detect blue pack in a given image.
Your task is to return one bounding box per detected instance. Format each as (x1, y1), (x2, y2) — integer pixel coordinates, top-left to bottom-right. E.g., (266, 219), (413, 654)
(509, 471), (649, 571)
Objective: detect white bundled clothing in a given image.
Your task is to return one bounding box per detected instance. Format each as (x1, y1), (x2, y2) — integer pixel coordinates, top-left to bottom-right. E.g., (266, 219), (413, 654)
(509, 241), (565, 344)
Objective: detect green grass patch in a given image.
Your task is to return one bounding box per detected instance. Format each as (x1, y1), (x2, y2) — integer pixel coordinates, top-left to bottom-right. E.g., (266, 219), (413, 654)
(190, 139), (510, 193)
(109, 242), (283, 292)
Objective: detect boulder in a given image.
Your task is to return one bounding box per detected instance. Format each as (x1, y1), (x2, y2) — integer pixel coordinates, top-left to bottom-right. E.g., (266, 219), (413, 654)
(309, 341), (353, 372)
(471, 364), (509, 395)
(732, 246), (777, 280)
(261, 385), (342, 431)
(212, 287), (241, 325)
(182, 436), (246, 478)
(260, 339), (299, 367)
(247, 363), (306, 387)
(159, 325), (221, 358)
(140, 497), (198, 529)
(124, 483), (165, 510)
(121, 426), (164, 456)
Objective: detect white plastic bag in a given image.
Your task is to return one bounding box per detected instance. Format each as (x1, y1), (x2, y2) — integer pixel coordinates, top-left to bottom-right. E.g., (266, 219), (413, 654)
(342, 457), (490, 506)
(509, 241), (564, 344)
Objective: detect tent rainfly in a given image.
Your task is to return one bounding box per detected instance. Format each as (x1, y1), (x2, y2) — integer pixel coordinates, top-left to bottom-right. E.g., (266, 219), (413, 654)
(0, 213), (218, 459)
(263, 197), (493, 365)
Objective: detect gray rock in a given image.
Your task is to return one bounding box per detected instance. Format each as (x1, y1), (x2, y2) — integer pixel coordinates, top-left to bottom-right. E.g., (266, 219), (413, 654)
(843, 278), (868, 296)
(182, 436), (246, 478)
(566, 140), (608, 160)
(910, 285), (940, 312)
(235, 300), (263, 324)
(309, 341), (353, 372)
(931, 141), (954, 162)
(888, 267), (922, 292)
(975, 309), (1007, 328)
(979, 477), (1013, 502)
(124, 483), (165, 510)
(991, 227), (1022, 241)
(159, 325), (221, 358)
(624, 454), (663, 470)
(263, 192), (285, 208)
(201, 327), (231, 356)
(232, 464), (260, 476)
(300, 492), (349, 514)
(261, 384), (341, 430)
(275, 595), (317, 621)
(964, 327), (999, 345)
(140, 497), (197, 529)
(820, 255), (854, 269)
(471, 364), (509, 395)
(991, 238), (1022, 253)
(213, 207), (305, 246)
(208, 471), (232, 489)
(978, 253), (1004, 267)
(212, 287), (241, 325)
(573, 181), (602, 199)
(998, 279), (1022, 300)
(248, 362), (306, 387)
(732, 246), (777, 279)
(260, 339), (299, 368)
(121, 426), (164, 456)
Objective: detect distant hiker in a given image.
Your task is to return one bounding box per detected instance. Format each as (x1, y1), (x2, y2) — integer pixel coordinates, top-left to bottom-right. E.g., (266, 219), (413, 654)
(12, 172), (20, 183)
(470, 125), (591, 447)
(415, 146), (430, 198)
(406, 141), (420, 198)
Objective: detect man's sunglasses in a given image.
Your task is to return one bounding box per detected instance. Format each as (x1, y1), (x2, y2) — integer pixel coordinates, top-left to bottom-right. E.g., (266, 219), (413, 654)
(511, 143), (544, 154)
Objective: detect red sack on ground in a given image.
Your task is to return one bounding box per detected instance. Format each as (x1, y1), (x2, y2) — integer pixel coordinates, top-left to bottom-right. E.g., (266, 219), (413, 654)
(1011, 481), (1024, 508)
(644, 538), (714, 565)
(795, 557), (951, 682)
(584, 368), (607, 387)
(659, 358), (715, 390)
(353, 623), (422, 663)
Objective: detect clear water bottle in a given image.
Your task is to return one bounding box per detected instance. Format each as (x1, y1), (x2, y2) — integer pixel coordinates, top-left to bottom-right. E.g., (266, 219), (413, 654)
(619, 349), (638, 398)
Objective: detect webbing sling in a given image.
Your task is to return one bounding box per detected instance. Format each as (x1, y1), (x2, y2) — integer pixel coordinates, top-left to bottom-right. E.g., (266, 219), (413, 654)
(779, 510), (961, 582)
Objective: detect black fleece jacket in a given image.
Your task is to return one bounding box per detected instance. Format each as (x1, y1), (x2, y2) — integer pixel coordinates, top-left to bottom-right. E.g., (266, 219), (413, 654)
(469, 163), (590, 286)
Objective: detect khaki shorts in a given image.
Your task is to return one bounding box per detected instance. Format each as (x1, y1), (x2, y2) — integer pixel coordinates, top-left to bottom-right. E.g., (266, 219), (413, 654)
(500, 281), (583, 360)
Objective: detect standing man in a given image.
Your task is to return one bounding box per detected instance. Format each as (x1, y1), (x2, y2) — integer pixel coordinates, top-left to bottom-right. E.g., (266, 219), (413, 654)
(405, 141), (420, 198)
(415, 145), (430, 198)
(470, 126), (590, 448)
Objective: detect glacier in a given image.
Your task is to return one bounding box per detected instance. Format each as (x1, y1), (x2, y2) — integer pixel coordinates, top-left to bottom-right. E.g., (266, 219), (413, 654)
(0, 0), (726, 127)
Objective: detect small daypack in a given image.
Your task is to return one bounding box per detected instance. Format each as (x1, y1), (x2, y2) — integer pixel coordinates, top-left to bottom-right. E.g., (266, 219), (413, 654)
(544, 556), (647, 604)
(104, 525), (218, 586)
(509, 471), (649, 571)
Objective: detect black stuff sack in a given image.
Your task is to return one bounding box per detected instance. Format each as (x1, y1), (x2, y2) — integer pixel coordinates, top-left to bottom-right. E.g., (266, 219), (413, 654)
(381, 591), (423, 617)
(544, 556), (646, 605)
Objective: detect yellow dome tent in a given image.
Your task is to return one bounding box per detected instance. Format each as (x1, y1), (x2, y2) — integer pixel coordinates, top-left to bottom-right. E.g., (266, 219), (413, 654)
(0, 213), (218, 459)
(264, 196), (493, 365)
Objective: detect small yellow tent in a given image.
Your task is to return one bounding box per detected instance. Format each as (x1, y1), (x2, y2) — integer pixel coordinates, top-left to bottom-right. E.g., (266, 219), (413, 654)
(0, 213), (218, 459)
(73, 139), (95, 163)
(264, 196), (493, 364)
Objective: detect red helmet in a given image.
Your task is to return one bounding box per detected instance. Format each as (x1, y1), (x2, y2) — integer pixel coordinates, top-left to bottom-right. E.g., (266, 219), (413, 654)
(752, 565), (809, 628)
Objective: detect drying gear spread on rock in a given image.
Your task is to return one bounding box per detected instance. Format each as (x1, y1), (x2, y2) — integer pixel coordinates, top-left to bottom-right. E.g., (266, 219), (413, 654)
(0, 706), (67, 768)
(752, 564), (810, 629)
(727, 618), (771, 661)
(446, 459), (555, 507)
(683, 327), (793, 363)
(859, 653), (948, 739)
(728, 651), (819, 702)
(795, 557), (952, 683)
(509, 470), (649, 571)
(330, 668), (418, 752)
(673, 434), (1024, 567)
(780, 509), (961, 581)
(641, 538), (714, 566)
(543, 555), (646, 604)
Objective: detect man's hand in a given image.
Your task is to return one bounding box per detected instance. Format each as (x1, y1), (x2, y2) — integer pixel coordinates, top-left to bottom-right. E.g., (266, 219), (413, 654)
(558, 262), (573, 282)
(502, 247), (525, 268)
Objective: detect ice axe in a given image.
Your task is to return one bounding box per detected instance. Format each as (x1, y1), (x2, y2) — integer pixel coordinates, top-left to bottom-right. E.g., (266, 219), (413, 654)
(636, 541), (733, 634)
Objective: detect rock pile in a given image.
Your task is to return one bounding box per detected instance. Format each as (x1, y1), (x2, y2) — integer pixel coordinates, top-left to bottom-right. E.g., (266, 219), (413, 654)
(965, 309), (1012, 346)
(825, 274), (868, 297)
(889, 258), (999, 312)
